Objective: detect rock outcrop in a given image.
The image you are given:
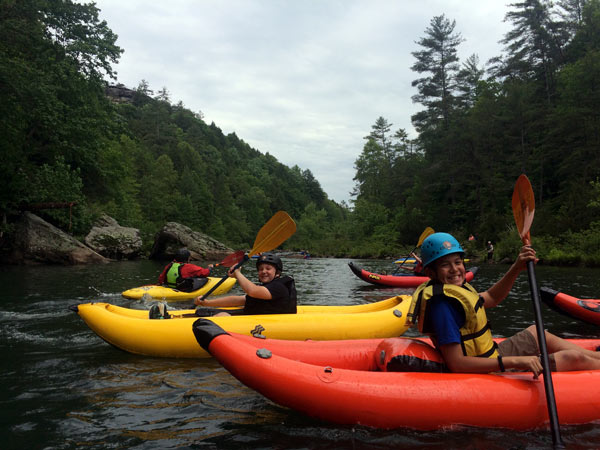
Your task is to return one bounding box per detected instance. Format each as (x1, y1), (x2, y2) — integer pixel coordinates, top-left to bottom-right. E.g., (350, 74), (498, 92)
(150, 222), (233, 261)
(84, 214), (142, 260)
(1, 212), (108, 265)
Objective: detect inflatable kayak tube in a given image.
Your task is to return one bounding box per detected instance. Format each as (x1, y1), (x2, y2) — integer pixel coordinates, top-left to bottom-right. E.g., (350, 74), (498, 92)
(121, 276), (237, 301)
(394, 258), (470, 265)
(349, 262), (477, 288)
(70, 296), (411, 358)
(194, 321), (600, 430)
(541, 287), (600, 326)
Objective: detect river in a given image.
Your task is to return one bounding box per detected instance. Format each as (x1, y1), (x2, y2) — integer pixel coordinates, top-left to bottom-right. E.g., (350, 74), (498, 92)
(2, 258), (600, 449)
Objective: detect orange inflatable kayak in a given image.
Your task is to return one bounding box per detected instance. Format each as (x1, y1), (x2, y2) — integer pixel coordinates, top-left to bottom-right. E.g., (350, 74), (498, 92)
(541, 287), (600, 326)
(194, 319), (600, 430)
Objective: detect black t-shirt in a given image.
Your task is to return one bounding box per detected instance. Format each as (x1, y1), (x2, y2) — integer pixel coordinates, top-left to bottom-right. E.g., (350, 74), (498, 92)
(243, 275), (297, 314)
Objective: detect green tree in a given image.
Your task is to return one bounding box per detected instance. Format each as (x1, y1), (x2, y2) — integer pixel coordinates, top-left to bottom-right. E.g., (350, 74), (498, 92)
(455, 54), (485, 109)
(0, 0), (122, 234)
(91, 135), (143, 227)
(138, 154), (180, 228)
(411, 14), (464, 132)
(409, 14), (465, 221)
(495, 0), (569, 104)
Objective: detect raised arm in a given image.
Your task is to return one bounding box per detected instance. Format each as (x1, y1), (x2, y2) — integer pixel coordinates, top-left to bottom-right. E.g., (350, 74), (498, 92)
(480, 245), (536, 308)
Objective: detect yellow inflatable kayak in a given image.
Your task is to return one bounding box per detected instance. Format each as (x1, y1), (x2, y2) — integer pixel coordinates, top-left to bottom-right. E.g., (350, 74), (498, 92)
(70, 296), (412, 358)
(121, 276), (237, 301)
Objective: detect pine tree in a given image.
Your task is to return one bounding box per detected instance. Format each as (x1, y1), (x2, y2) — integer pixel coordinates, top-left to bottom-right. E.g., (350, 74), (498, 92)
(411, 14), (464, 132)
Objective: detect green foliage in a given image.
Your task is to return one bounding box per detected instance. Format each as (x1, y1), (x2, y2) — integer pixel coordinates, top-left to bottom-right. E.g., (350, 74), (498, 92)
(4, 0), (600, 263)
(343, 0), (600, 263)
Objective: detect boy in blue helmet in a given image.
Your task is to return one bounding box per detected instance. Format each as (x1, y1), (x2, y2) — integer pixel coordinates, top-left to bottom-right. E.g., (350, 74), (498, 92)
(409, 232), (600, 376)
(194, 252), (297, 316)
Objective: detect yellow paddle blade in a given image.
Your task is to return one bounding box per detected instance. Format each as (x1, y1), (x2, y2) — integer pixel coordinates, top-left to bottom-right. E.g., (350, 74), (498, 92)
(249, 211), (296, 256)
(512, 174), (535, 244)
(417, 227), (435, 247)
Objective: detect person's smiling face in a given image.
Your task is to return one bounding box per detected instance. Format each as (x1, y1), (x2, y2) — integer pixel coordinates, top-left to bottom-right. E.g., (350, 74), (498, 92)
(257, 263), (278, 283)
(428, 253), (465, 286)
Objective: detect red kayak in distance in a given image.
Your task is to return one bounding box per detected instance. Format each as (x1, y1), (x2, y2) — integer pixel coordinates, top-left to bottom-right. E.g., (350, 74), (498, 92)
(348, 261), (477, 288)
(540, 287), (600, 326)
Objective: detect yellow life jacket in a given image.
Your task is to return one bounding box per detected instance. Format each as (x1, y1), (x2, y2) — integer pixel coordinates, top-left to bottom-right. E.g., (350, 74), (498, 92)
(409, 281), (499, 358)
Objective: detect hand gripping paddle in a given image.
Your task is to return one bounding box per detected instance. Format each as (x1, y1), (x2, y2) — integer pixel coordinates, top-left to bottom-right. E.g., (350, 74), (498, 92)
(197, 211), (296, 301)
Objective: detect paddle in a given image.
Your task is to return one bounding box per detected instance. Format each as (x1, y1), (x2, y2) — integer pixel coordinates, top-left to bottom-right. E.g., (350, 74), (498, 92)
(394, 227), (434, 273)
(512, 174), (564, 448)
(214, 250), (245, 268)
(196, 211), (297, 302)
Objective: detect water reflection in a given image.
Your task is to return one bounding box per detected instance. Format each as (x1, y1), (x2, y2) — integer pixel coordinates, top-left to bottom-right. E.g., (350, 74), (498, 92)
(1, 258), (600, 448)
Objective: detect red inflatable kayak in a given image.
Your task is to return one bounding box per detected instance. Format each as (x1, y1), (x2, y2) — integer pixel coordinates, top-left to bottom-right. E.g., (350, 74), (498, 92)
(541, 287), (600, 326)
(193, 319), (600, 430)
(348, 261), (477, 288)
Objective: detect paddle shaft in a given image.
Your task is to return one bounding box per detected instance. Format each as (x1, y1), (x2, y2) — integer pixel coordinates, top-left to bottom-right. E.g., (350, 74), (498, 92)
(526, 260), (564, 448)
(398, 247), (417, 267)
(395, 227), (433, 271)
(198, 256), (249, 301)
(394, 250), (419, 274)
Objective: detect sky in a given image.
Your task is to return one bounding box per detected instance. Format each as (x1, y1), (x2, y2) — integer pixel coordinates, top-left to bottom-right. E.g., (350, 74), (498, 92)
(92, 0), (513, 205)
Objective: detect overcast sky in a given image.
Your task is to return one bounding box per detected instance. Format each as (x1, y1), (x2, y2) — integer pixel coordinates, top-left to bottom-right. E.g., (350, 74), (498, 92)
(93, 0), (513, 205)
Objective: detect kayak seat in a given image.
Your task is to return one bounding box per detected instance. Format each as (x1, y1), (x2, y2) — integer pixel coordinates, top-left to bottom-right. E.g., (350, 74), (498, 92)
(375, 338), (449, 373)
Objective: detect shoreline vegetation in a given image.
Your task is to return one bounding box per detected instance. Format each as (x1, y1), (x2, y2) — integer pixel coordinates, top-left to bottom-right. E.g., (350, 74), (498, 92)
(3, 2), (600, 269)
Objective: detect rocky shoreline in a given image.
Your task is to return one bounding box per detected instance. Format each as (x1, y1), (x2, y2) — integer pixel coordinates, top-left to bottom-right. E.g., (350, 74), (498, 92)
(0, 212), (233, 265)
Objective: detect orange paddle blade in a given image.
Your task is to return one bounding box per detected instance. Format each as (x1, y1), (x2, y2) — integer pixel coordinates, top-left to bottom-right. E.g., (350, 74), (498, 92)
(249, 211), (296, 256)
(216, 250), (245, 267)
(512, 174), (535, 245)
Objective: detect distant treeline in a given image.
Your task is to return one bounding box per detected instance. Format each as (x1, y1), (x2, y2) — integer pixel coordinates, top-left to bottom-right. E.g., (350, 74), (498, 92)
(2, 0), (600, 264)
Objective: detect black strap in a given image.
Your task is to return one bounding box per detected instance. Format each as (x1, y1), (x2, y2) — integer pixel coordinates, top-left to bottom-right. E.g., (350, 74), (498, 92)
(408, 289), (425, 324)
(474, 296), (485, 312)
(461, 320), (492, 342)
(460, 323), (498, 358)
(497, 355), (506, 372)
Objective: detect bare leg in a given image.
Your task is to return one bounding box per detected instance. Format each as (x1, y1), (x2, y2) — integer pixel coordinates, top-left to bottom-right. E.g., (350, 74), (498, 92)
(552, 349), (600, 371)
(524, 324), (600, 359)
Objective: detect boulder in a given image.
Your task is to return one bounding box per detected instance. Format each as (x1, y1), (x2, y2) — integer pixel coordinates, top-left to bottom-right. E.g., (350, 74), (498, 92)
(1, 212), (108, 265)
(93, 213), (120, 228)
(150, 222), (233, 261)
(84, 214), (142, 260)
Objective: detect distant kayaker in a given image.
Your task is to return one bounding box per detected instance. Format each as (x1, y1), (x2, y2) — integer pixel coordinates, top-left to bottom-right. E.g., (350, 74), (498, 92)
(194, 252), (297, 316)
(158, 248), (213, 292)
(408, 232), (600, 377)
(395, 251), (425, 276)
(486, 240), (494, 262)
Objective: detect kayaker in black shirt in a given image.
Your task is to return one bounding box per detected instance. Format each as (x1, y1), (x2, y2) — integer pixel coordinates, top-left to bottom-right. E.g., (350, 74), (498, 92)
(194, 252), (297, 316)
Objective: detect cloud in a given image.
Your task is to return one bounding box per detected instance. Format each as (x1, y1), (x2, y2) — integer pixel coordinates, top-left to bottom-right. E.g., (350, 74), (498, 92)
(95, 0), (511, 204)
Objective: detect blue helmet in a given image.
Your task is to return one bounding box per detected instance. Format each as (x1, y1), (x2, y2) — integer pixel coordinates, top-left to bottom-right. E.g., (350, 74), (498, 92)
(421, 233), (464, 268)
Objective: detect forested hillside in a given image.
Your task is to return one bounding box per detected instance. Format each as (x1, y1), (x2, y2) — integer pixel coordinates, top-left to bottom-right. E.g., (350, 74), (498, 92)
(2, 0), (600, 264)
(351, 0), (600, 264)
(0, 0), (346, 254)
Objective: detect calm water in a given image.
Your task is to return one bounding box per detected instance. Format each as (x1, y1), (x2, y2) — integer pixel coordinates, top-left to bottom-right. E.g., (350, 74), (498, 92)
(2, 258), (600, 449)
